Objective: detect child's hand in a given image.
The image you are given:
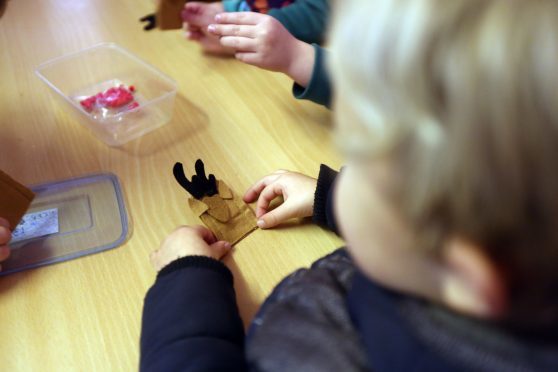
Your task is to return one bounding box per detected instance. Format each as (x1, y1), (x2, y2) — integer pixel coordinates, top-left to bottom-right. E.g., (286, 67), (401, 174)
(0, 217), (12, 271)
(182, 1), (224, 31)
(181, 2), (235, 55)
(150, 225), (231, 272)
(208, 12), (315, 87)
(243, 170), (317, 229)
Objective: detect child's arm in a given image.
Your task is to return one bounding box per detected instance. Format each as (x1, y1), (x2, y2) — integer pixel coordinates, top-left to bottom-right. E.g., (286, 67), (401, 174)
(311, 164), (339, 234)
(292, 45), (332, 108)
(209, 12), (315, 88)
(267, 0), (329, 44)
(140, 226), (246, 371)
(243, 165), (339, 232)
(181, 0), (329, 54)
(181, 1), (332, 107)
(209, 12), (332, 107)
(202, 0), (329, 44)
(0, 218), (11, 271)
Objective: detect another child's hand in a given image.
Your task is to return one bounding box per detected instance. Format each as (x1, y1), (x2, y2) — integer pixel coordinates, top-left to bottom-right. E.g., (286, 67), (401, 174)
(208, 12), (315, 87)
(243, 170), (317, 229)
(0, 217), (12, 271)
(181, 1), (235, 55)
(150, 225), (231, 272)
(182, 1), (224, 30)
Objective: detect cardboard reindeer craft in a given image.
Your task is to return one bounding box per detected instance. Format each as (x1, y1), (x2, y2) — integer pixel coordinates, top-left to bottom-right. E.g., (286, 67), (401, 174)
(173, 160), (257, 245)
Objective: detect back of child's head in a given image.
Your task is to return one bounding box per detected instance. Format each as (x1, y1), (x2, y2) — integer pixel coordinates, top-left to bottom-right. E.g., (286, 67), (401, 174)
(329, 0), (558, 331)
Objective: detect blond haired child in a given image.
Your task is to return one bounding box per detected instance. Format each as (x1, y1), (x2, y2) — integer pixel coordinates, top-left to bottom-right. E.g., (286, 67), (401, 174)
(141, 0), (558, 370)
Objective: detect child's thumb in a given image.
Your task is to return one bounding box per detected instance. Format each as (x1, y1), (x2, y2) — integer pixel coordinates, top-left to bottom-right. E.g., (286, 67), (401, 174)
(210, 240), (232, 259)
(257, 206), (295, 229)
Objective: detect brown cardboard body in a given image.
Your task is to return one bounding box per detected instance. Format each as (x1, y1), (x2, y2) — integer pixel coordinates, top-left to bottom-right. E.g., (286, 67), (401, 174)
(157, 0), (186, 30)
(188, 180), (257, 245)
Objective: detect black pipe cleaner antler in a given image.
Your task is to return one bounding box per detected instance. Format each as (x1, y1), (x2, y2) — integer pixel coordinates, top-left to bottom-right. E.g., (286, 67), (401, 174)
(173, 159), (218, 200)
(139, 14), (157, 31)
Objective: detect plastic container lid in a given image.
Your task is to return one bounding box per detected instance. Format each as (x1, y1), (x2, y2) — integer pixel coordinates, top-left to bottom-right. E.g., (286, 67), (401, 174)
(1, 173), (129, 275)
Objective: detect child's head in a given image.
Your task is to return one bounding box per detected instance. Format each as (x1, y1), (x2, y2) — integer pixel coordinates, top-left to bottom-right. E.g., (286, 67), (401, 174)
(329, 0), (558, 331)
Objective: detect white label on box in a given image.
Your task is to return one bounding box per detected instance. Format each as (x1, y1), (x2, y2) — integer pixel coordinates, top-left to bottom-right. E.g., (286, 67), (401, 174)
(11, 208), (59, 243)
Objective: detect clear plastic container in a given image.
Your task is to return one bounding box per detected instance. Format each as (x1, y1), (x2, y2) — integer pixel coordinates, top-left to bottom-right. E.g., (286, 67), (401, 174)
(35, 42), (178, 146)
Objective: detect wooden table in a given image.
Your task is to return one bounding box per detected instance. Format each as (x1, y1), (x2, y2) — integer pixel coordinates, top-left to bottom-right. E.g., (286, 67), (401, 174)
(0, 0), (343, 370)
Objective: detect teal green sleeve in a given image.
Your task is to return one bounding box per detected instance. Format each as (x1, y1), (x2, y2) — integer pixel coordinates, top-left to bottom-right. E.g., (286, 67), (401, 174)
(292, 44), (332, 108)
(223, 0), (246, 12)
(268, 0), (329, 44)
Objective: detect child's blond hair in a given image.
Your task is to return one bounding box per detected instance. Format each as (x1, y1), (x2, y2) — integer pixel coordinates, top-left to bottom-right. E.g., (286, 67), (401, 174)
(330, 0), (558, 329)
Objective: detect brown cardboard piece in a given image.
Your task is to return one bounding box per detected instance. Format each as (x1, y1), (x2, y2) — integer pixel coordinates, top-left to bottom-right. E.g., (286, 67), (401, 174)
(188, 179), (257, 245)
(0, 170), (35, 230)
(0, 0), (8, 20)
(157, 0), (185, 30)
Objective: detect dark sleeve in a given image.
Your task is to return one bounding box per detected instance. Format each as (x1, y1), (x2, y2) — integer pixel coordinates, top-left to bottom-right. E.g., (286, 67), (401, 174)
(268, 0), (330, 44)
(292, 45), (332, 108)
(140, 256), (246, 372)
(312, 164), (339, 234)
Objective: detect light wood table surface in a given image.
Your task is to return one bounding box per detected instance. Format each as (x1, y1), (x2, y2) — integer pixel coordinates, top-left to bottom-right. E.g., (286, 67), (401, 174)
(0, 0), (343, 370)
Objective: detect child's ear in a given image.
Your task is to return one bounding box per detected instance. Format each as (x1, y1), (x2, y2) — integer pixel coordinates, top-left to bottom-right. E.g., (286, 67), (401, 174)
(439, 237), (508, 319)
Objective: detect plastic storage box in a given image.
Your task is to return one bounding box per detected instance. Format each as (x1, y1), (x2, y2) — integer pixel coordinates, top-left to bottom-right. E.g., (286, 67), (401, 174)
(1, 173), (129, 275)
(35, 43), (177, 146)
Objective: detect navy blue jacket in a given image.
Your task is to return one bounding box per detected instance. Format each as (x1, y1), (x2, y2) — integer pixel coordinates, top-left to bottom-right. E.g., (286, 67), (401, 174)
(140, 255), (246, 371)
(140, 166), (336, 371)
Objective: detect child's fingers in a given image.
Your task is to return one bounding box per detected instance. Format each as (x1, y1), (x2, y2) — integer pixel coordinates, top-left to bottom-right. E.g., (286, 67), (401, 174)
(243, 171), (285, 203)
(209, 240), (232, 259)
(243, 185), (264, 203)
(181, 2), (203, 22)
(190, 225), (218, 245)
(258, 203), (296, 229)
(182, 4), (219, 27)
(183, 19), (204, 37)
(181, 10), (196, 23)
(184, 1), (204, 12)
(208, 24), (256, 38)
(0, 226), (11, 246)
(255, 183), (284, 218)
(243, 179), (271, 203)
(186, 23), (201, 32)
(219, 36), (257, 51)
(235, 52), (263, 66)
(199, 36), (236, 55)
(186, 29), (204, 41)
(214, 12), (262, 25)
(0, 217), (10, 229)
